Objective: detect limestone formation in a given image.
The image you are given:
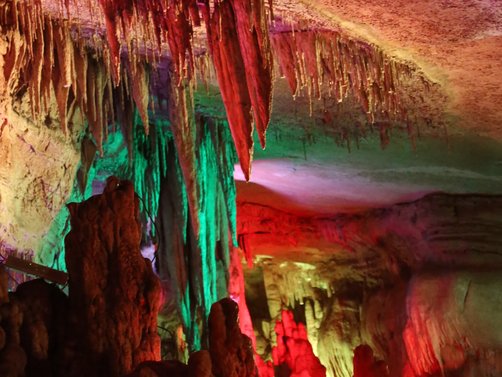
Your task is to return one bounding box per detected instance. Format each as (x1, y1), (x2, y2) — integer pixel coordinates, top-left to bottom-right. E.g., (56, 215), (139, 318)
(64, 178), (162, 377)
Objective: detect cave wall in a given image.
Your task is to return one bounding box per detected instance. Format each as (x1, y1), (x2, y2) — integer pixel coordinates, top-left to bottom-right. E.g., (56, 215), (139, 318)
(239, 193), (502, 377)
(0, 34), (84, 256)
(400, 271), (502, 376)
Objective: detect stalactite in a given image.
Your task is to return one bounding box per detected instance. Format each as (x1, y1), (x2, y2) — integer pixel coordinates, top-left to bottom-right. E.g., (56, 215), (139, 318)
(52, 20), (74, 134)
(98, 0), (123, 86)
(165, 0), (196, 82)
(129, 117), (171, 222)
(231, 0), (274, 148)
(130, 60), (150, 135)
(87, 0), (274, 181)
(271, 29), (446, 147)
(202, 0), (254, 180)
(2, 1), (112, 149)
(167, 70), (201, 236)
(1, 0), (274, 244)
(116, 79), (136, 158)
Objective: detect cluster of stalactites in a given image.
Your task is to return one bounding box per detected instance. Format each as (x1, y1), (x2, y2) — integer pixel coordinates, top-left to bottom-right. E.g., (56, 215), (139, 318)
(1, 0), (151, 152)
(1, 0), (273, 239)
(85, 0), (274, 181)
(156, 114), (238, 350)
(271, 29), (441, 133)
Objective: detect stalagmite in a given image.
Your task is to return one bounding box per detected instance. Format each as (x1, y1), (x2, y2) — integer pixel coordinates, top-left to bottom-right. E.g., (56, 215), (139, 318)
(228, 248), (257, 348)
(208, 298), (258, 377)
(64, 178), (162, 377)
(272, 310), (326, 376)
(353, 345), (390, 377)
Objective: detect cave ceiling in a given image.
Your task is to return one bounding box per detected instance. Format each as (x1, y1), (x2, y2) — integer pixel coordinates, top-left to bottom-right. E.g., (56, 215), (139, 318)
(33, 0), (502, 137)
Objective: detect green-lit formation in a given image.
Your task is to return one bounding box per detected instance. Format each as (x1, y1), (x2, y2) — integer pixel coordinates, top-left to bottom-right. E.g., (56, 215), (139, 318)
(38, 93), (238, 351)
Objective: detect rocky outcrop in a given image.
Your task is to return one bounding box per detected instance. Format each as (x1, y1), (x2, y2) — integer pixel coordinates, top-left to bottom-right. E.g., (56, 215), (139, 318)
(12, 279), (69, 377)
(0, 61), (83, 257)
(127, 351), (212, 377)
(128, 298), (259, 377)
(238, 193), (502, 278)
(0, 179), (166, 377)
(0, 259), (330, 377)
(401, 271), (502, 376)
(352, 345), (389, 377)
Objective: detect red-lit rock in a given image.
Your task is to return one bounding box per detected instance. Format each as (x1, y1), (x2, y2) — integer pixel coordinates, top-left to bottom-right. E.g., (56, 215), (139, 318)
(238, 193), (502, 377)
(228, 248), (256, 348)
(272, 310), (326, 377)
(203, 0), (254, 180)
(402, 271), (502, 377)
(188, 350), (213, 377)
(13, 279), (68, 377)
(0, 274), (69, 377)
(126, 347), (212, 377)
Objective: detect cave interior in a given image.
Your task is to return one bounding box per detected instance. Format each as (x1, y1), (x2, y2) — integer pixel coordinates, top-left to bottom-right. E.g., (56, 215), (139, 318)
(0, 0), (501, 376)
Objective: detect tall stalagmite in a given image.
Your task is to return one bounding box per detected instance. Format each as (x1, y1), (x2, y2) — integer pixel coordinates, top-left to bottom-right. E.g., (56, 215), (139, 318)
(64, 178), (162, 377)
